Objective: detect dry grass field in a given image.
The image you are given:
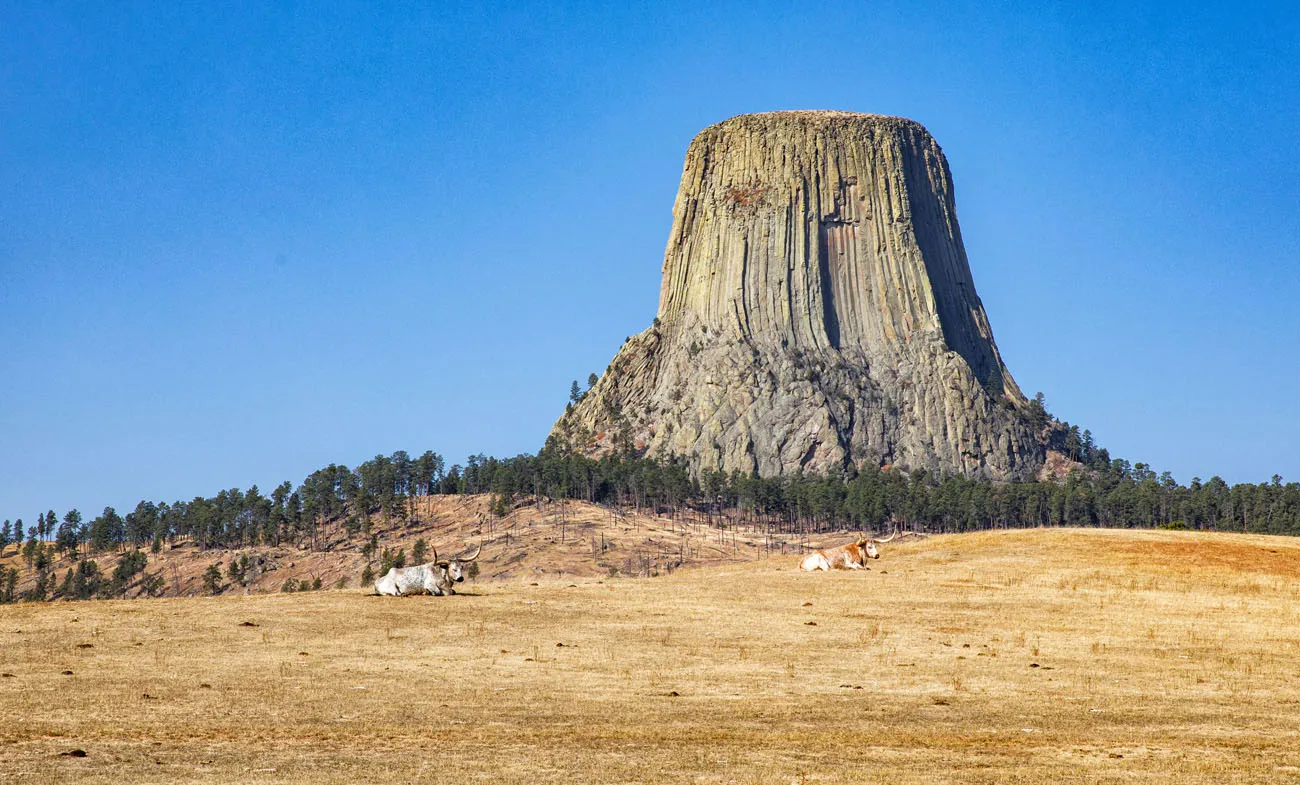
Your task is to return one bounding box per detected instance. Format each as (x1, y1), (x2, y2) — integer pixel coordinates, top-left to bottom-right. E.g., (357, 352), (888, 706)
(3, 527), (1300, 783)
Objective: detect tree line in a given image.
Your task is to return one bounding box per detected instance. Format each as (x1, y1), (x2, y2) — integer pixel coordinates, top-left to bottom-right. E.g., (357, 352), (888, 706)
(3, 396), (1300, 603)
(441, 447), (1300, 537)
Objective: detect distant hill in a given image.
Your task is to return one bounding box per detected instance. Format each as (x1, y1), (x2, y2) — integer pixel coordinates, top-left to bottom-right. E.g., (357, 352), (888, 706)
(0, 494), (846, 600)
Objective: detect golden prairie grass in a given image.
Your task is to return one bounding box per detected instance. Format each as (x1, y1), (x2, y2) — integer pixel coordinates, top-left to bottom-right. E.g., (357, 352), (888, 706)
(3, 527), (1300, 783)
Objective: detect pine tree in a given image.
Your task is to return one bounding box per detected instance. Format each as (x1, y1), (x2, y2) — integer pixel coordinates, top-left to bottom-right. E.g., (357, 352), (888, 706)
(1026, 392), (1050, 432)
(28, 570), (50, 602)
(0, 567), (18, 603)
(202, 563), (223, 595)
(57, 510), (83, 555)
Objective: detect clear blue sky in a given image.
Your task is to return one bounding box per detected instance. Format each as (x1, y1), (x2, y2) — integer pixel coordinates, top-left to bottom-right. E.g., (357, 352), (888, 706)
(3, 1), (1298, 521)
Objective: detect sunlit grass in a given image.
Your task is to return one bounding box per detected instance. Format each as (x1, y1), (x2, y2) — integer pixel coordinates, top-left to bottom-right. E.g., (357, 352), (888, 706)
(3, 527), (1299, 783)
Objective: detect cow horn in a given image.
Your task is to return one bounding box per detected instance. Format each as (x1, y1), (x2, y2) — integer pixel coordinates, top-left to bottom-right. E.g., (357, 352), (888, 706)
(459, 542), (482, 562)
(430, 546), (438, 564)
(872, 528), (899, 544)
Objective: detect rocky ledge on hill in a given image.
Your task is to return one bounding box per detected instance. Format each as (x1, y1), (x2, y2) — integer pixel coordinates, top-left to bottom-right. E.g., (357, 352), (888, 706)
(550, 111), (1047, 480)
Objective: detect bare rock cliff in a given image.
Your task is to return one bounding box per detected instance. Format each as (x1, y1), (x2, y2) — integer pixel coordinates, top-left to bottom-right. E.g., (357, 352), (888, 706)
(550, 111), (1044, 480)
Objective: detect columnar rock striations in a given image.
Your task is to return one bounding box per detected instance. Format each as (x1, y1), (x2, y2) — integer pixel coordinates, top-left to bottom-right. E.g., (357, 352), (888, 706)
(550, 111), (1045, 480)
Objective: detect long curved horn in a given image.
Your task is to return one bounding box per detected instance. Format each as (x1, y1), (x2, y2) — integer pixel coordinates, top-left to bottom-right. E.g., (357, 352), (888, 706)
(459, 542), (482, 562)
(872, 528), (899, 544)
(430, 546), (440, 565)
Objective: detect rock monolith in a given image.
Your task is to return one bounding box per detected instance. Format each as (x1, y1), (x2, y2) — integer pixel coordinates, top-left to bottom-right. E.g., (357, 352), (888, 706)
(550, 111), (1044, 480)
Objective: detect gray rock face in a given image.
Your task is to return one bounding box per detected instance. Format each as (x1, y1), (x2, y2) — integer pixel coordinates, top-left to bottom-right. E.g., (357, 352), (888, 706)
(550, 111), (1044, 480)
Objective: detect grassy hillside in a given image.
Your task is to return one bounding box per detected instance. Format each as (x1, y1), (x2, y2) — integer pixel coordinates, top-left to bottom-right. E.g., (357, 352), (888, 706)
(3, 528), (1299, 783)
(0, 495), (821, 599)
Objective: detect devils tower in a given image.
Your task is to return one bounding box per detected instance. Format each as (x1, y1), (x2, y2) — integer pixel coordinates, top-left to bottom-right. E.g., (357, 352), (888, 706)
(550, 111), (1045, 480)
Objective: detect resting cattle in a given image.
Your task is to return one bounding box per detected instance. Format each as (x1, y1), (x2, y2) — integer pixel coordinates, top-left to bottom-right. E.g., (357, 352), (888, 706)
(800, 531), (897, 571)
(374, 543), (481, 596)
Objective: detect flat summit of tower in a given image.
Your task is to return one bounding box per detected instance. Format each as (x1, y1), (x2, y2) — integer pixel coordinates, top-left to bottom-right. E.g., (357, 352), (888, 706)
(710, 109), (924, 124)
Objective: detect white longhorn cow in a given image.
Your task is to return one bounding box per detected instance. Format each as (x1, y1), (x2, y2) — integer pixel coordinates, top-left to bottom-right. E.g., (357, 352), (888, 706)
(800, 531), (898, 571)
(374, 543), (481, 596)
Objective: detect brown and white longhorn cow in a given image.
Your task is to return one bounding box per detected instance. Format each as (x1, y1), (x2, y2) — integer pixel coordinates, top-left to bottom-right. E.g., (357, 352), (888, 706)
(374, 543), (481, 596)
(799, 531), (898, 571)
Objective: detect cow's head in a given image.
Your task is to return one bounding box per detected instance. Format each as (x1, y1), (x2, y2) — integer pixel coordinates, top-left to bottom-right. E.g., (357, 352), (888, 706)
(865, 529), (901, 558)
(435, 542), (482, 583)
(856, 538), (881, 559)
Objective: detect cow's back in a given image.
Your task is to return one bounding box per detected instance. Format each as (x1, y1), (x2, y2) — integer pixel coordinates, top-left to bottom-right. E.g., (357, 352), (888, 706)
(376, 565), (431, 596)
(801, 552), (831, 571)
(804, 543), (866, 571)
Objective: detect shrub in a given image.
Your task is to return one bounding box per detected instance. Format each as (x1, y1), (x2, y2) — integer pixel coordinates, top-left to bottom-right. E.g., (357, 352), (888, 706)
(227, 556), (247, 584)
(380, 548), (405, 574)
(139, 571), (166, 597)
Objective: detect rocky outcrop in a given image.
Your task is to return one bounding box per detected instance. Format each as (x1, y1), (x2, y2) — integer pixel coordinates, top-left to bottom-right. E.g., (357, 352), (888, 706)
(550, 111), (1045, 480)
